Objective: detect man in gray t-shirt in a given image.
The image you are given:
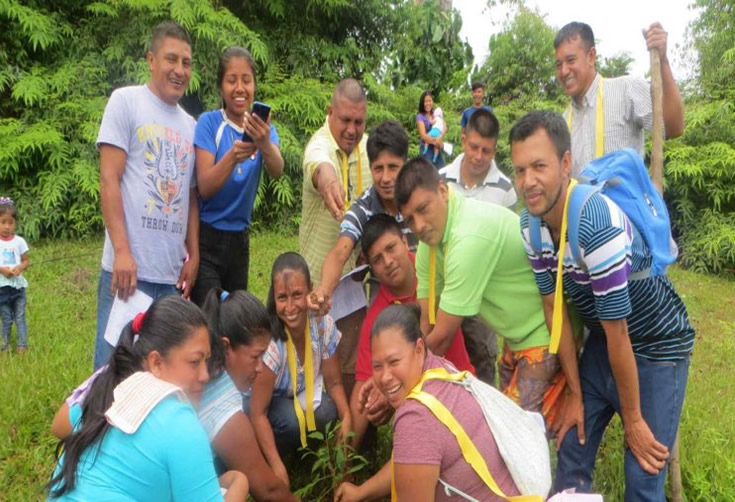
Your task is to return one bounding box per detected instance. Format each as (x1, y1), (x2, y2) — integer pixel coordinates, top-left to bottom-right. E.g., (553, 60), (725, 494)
(93, 21), (199, 369)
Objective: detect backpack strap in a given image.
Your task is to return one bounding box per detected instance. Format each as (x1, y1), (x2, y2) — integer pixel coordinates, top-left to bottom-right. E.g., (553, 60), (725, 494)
(566, 183), (600, 268)
(528, 216), (544, 257)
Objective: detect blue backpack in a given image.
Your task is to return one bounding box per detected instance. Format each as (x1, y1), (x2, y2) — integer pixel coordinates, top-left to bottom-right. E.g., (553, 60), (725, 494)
(529, 148), (677, 279)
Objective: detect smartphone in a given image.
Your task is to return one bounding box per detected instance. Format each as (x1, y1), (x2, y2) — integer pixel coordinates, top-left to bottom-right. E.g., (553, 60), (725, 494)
(242, 102), (272, 143)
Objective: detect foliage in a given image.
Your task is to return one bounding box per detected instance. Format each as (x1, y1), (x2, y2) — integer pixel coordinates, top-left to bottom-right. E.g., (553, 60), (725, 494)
(293, 421), (369, 500)
(598, 51), (634, 78)
(475, 7), (564, 106)
(688, 0), (735, 99)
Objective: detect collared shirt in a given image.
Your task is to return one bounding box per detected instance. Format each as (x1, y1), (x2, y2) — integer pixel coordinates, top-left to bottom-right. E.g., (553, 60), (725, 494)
(340, 185), (418, 252)
(416, 191), (550, 351)
(566, 73), (653, 177)
(439, 154), (517, 209)
(300, 118), (370, 285)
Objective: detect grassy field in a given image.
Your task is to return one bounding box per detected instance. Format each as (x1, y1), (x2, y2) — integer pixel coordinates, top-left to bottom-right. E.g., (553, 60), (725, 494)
(1, 233), (733, 501)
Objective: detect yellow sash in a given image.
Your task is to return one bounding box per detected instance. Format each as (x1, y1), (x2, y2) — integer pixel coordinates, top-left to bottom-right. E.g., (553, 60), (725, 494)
(285, 323), (316, 447)
(391, 368), (542, 501)
(548, 179), (578, 353)
(566, 76), (604, 159)
(340, 145), (363, 211)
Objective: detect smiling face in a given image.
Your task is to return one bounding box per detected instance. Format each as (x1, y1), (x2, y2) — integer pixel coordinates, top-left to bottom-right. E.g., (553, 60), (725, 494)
(371, 326), (425, 407)
(511, 128), (570, 218)
(461, 130), (497, 181)
(399, 184), (449, 247)
(0, 212), (16, 239)
(224, 331), (270, 392)
(471, 86), (485, 107)
(328, 96), (366, 155)
(147, 325), (210, 404)
(273, 269), (310, 335)
(555, 36), (596, 101)
(366, 230), (413, 291)
(147, 36), (192, 106)
(370, 151), (404, 202)
(423, 94), (434, 114)
(220, 56), (255, 121)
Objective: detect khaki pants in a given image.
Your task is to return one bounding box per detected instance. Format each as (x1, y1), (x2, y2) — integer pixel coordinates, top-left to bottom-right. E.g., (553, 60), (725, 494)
(336, 307), (366, 399)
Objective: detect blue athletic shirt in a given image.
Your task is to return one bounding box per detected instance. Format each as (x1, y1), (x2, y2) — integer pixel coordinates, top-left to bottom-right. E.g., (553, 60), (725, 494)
(460, 105), (494, 128)
(520, 192), (695, 361)
(50, 396), (223, 501)
(194, 109), (280, 232)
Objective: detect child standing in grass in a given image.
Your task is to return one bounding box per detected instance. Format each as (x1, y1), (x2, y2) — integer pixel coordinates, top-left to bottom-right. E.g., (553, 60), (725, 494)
(0, 197), (29, 353)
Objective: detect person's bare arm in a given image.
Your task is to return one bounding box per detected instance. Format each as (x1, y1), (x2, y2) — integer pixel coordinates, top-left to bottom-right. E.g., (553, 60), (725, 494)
(312, 162), (345, 221)
(99, 144), (136, 300)
(310, 236), (355, 311)
(425, 309), (464, 356)
(334, 460), (392, 501)
(643, 22), (684, 139)
(416, 120), (434, 145)
(602, 318), (669, 475)
(13, 252), (29, 276)
(177, 188), (199, 299)
(244, 112), (284, 179)
(394, 463), (440, 502)
(219, 470), (249, 502)
(322, 353), (352, 440)
(250, 368), (290, 487)
(51, 403), (72, 439)
(541, 293), (585, 449)
(212, 411), (300, 502)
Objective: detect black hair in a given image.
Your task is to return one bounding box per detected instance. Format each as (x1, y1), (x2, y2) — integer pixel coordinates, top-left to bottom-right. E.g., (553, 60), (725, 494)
(361, 213), (404, 258)
(0, 198), (17, 220)
(201, 288), (271, 379)
(49, 295), (207, 497)
(370, 303), (423, 344)
(366, 120), (409, 164)
(150, 21), (191, 53)
(418, 90), (434, 115)
(395, 156), (442, 209)
(332, 78), (367, 106)
(471, 81), (485, 92)
(217, 46), (256, 91)
(266, 252), (312, 342)
(509, 110), (571, 161)
(554, 22), (595, 51)
(465, 109), (500, 140)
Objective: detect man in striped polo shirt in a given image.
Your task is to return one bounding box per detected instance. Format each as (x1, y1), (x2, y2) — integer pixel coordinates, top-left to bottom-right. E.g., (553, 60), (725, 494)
(439, 109), (517, 386)
(511, 110), (694, 501)
(554, 21), (684, 177)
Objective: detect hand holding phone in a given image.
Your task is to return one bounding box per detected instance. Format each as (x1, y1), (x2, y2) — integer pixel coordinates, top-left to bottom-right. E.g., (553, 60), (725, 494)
(242, 102), (271, 143)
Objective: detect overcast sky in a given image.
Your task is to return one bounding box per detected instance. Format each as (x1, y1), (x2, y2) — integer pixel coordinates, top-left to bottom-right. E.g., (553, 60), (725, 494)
(455, 0), (700, 79)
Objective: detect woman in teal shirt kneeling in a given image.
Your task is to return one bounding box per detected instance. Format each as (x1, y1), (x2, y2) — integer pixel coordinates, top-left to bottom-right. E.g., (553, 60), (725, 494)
(48, 296), (247, 501)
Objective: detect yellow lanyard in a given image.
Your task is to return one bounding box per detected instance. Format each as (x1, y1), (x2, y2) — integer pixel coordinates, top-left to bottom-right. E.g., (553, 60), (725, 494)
(391, 368), (542, 501)
(340, 145), (363, 210)
(548, 179), (578, 354)
(428, 246), (437, 325)
(567, 76), (604, 159)
(285, 323), (316, 447)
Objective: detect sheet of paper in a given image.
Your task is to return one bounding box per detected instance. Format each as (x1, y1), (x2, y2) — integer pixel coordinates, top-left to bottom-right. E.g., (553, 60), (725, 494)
(103, 289), (154, 347)
(329, 265), (369, 321)
(443, 141), (454, 156)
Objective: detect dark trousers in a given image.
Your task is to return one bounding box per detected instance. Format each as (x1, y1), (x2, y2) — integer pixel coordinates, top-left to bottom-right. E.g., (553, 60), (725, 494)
(191, 222), (250, 306)
(554, 333), (690, 501)
(461, 315), (498, 387)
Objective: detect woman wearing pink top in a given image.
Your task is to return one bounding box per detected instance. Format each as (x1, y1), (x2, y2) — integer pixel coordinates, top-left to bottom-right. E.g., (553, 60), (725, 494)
(335, 304), (521, 502)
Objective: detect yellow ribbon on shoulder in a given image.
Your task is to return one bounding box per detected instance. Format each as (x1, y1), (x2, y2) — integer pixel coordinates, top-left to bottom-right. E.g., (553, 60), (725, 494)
(566, 76), (604, 159)
(340, 145), (363, 212)
(285, 323), (316, 448)
(391, 368), (542, 501)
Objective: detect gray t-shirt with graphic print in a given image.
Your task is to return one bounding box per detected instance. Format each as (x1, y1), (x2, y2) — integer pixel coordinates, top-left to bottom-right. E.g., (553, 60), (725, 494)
(97, 85), (196, 284)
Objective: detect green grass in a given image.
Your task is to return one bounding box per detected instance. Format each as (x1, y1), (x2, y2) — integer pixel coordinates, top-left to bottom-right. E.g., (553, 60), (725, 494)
(1, 234), (733, 500)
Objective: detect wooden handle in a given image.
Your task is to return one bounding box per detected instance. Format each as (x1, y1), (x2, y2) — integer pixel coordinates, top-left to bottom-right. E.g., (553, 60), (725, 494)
(650, 49), (664, 195)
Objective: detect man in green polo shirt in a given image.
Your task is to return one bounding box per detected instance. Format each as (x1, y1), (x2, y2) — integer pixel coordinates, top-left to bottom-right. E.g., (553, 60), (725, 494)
(395, 157), (582, 436)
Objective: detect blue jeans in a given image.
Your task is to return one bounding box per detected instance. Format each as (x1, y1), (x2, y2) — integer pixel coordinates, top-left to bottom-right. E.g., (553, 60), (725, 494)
(93, 269), (178, 369)
(555, 332), (690, 501)
(243, 391), (338, 455)
(0, 286), (27, 349)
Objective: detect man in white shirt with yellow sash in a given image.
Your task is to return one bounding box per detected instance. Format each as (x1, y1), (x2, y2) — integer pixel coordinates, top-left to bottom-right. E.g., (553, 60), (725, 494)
(554, 21), (684, 176)
(299, 78), (372, 394)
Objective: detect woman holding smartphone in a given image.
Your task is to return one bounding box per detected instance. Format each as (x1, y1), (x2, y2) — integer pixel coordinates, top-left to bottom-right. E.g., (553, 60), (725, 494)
(191, 46), (284, 305)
